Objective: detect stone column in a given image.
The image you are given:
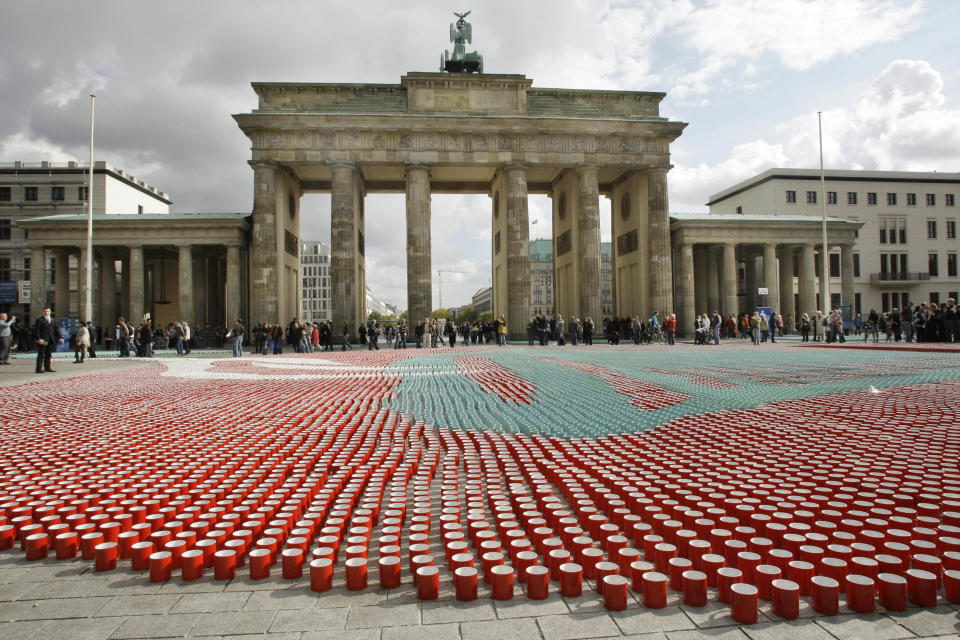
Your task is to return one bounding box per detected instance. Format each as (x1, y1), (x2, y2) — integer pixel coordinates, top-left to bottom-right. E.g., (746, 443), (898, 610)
(779, 246), (795, 329)
(54, 249), (69, 317)
(721, 243), (738, 317)
(405, 164), (432, 327)
(706, 247), (720, 313)
(841, 244), (855, 308)
(798, 244), (816, 319)
(693, 247), (707, 315)
(647, 167), (674, 316)
(250, 162), (278, 325)
(178, 244), (194, 323)
(331, 162), (360, 334)
(677, 243), (695, 335)
(30, 247), (47, 312)
(129, 245), (145, 324)
(763, 243), (780, 316)
(505, 164), (530, 338)
(744, 255), (758, 312)
(226, 245), (241, 326)
(577, 166), (602, 321)
(100, 249), (117, 328)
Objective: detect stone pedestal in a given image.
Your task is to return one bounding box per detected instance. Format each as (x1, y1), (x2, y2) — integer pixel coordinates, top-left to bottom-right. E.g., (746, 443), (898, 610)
(405, 164), (432, 327)
(647, 168), (673, 317)
(577, 167), (602, 322)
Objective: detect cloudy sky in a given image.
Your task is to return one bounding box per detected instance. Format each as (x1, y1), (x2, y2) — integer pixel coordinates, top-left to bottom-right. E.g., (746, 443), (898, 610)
(2, 0), (958, 311)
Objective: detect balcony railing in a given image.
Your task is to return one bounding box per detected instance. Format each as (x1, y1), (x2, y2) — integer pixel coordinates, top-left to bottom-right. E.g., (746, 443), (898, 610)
(869, 272), (930, 283)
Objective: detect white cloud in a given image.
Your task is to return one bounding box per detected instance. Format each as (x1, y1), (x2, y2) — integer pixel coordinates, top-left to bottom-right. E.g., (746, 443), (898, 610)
(671, 59), (960, 211)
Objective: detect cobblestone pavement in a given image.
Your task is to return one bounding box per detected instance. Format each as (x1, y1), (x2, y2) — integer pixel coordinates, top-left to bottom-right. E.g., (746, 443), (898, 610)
(1, 342), (959, 639)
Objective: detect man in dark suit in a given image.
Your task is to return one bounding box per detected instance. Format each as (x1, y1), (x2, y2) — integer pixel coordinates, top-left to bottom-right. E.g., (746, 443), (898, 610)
(34, 307), (63, 374)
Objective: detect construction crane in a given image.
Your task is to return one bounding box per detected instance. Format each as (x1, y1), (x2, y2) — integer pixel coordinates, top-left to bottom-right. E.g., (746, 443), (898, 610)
(437, 268), (467, 310)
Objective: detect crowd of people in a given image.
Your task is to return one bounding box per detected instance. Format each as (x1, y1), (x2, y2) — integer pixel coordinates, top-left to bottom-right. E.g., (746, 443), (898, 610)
(4, 298), (958, 366)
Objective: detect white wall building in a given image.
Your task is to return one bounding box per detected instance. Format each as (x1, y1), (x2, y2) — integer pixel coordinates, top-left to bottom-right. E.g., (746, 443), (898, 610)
(0, 161), (171, 318)
(708, 169), (960, 314)
(300, 240), (331, 324)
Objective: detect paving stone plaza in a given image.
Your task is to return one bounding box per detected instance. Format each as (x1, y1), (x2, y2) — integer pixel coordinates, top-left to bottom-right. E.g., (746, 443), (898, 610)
(1, 341), (959, 640)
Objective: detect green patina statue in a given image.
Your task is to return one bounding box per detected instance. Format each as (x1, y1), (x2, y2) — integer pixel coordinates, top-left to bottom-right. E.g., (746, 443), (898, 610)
(441, 10), (483, 73)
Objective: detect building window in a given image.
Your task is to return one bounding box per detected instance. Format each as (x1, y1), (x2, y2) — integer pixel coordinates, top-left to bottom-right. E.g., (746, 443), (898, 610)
(879, 228), (887, 244)
(947, 194), (956, 207)
(736, 206), (742, 214)
(948, 220), (957, 239)
(0, 219), (10, 240)
(827, 191), (837, 205)
(867, 192), (878, 205)
(899, 228), (907, 244)
(907, 193), (917, 206)
(950, 291), (959, 301)
(785, 190), (796, 204)
(853, 253), (860, 277)
(927, 193), (936, 206)
(51, 186), (65, 201)
(948, 253), (958, 277)
(23, 257), (30, 280)
(137, 205), (144, 214)
(887, 193), (897, 206)
(929, 253), (939, 277)
(806, 191), (817, 204)
(855, 292), (862, 315)
(0, 186), (10, 201)
(829, 253), (840, 278)
(930, 292), (940, 305)
(881, 292), (889, 312)
(24, 186), (38, 201)
(847, 192), (857, 205)
(928, 220), (938, 238)
(0, 258), (9, 280)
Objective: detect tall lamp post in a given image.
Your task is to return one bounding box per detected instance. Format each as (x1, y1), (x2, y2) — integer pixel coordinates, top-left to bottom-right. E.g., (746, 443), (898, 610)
(818, 111), (829, 313)
(84, 94), (95, 323)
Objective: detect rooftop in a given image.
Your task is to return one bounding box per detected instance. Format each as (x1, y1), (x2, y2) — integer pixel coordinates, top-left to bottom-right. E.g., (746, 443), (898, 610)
(0, 160), (171, 202)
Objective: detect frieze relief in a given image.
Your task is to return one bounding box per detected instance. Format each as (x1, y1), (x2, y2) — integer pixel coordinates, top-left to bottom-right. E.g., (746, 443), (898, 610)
(252, 129), (665, 159)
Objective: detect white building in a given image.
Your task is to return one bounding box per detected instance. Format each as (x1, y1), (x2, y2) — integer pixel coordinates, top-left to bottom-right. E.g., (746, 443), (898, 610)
(300, 240), (331, 324)
(708, 169), (960, 315)
(0, 161), (171, 318)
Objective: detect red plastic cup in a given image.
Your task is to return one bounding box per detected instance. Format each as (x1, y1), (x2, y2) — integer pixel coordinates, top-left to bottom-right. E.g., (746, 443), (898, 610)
(603, 575), (629, 611)
(379, 555), (402, 589)
(844, 574), (875, 613)
(717, 567), (743, 603)
(416, 565), (440, 600)
(454, 566), (479, 601)
(181, 549), (204, 581)
(642, 571), (668, 608)
(810, 575), (839, 615)
(310, 557), (334, 592)
(214, 549), (237, 580)
(345, 557), (368, 591)
(25, 533), (50, 561)
(55, 532), (79, 560)
(281, 548), (304, 579)
(526, 565), (550, 600)
(560, 562), (583, 597)
(944, 569), (960, 604)
(490, 564), (514, 600)
(131, 541), (154, 570)
(755, 564), (781, 600)
(877, 572), (907, 611)
(771, 578), (800, 619)
(730, 582), (759, 624)
(595, 561), (619, 594)
(149, 551), (173, 582)
(249, 548), (272, 580)
(906, 568), (938, 607)
(682, 570), (708, 607)
(94, 542), (119, 572)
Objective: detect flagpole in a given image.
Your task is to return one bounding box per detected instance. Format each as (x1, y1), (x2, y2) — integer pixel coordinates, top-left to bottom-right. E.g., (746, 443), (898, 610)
(818, 111), (829, 313)
(84, 94), (95, 323)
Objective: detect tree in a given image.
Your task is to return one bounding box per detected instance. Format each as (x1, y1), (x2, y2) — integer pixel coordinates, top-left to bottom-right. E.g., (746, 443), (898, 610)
(431, 308), (451, 320)
(457, 305), (479, 323)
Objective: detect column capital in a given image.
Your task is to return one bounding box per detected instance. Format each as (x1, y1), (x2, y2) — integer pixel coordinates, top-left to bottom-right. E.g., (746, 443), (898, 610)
(329, 161), (357, 171)
(575, 164), (599, 175)
(503, 162), (529, 173)
(646, 165), (672, 175)
(404, 162), (431, 177)
(248, 160), (278, 170)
